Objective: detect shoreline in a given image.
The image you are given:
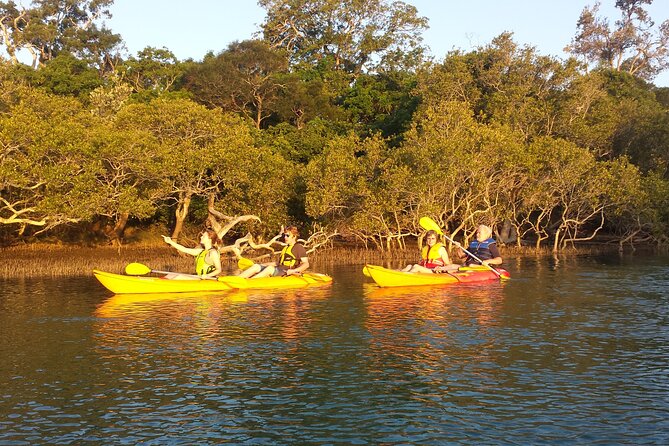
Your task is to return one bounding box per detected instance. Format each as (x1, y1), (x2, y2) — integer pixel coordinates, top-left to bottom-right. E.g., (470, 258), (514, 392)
(0, 242), (645, 279)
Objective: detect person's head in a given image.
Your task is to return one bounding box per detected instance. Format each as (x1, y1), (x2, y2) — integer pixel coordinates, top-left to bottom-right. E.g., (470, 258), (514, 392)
(475, 224), (492, 242)
(199, 228), (221, 248)
(282, 226), (300, 245)
(425, 230), (439, 246)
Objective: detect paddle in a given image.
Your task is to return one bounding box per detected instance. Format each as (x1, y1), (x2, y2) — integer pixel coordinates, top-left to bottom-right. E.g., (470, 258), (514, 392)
(125, 262), (218, 281)
(217, 275), (249, 289)
(237, 257), (255, 271)
(300, 273), (331, 283)
(418, 217), (507, 280)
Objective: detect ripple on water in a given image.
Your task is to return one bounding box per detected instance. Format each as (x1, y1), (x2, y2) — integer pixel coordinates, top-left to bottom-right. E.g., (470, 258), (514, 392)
(2, 260), (669, 444)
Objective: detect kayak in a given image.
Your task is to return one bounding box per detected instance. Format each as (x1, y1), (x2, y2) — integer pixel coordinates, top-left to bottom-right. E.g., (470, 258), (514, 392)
(93, 269), (333, 294)
(225, 273), (333, 290)
(363, 264), (510, 288)
(93, 270), (234, 294)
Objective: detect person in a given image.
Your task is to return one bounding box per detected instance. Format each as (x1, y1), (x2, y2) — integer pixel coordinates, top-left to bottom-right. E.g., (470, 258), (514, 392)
(453, 224), (503, 267)
(162, 228), (222, 278)
(402, 230), (459, 273)
(239, 226), (310, 278)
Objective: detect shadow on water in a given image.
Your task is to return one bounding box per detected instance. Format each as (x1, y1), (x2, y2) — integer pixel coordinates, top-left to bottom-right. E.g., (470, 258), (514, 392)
(1, 256), (669, 444)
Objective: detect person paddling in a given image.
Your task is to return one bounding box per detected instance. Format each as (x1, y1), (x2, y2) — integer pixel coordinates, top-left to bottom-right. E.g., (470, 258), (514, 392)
(402, 230), (458, 273)
(452, 224), (502, 267)
(239, 226), (310, 278)
(162, 228), (222, 278)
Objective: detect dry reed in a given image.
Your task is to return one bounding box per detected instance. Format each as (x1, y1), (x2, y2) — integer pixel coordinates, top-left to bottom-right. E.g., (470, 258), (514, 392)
(0, 242), (625, 279)
(0, 244), (415, 279)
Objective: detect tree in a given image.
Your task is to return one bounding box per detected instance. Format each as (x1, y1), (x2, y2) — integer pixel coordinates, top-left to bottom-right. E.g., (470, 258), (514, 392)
(552, 71), (622, 158)
(31, 52), (102, 97)
(119, 46), (186, 99)
(258, 118), (345, 164)
(305, 133), (396, 248)
(416, 34), (583, 142)
(0, 0), (121, 69)
(272, 71), (342, 129)
(566, 0), (669, 81)
(185, 40), (288, 129)
(0, 87), (99, 234)
(258, 0), (428, 75)
(84, 123), (165, 244)
(341, 70), (419, 141)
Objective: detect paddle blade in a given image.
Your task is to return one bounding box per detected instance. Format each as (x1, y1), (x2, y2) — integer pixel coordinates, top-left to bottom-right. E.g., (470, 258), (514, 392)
(237, 257), (255, 271)
(419, 217), (443, 235)
(301, 273), (331, 283)
(125, 262), (152, 275)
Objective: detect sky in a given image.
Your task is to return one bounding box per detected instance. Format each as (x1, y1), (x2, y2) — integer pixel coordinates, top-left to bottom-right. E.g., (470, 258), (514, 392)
(105, 0), (666, 88)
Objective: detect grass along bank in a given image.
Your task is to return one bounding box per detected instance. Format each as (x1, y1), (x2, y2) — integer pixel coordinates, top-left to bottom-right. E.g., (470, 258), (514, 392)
(0, 244), (418, 279)
(0, 242), (630, 279)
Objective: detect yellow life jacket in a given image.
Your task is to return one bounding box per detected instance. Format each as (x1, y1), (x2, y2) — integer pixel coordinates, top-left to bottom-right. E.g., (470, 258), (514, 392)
(419, 242), (446, 268)
(195, 248), (216, 276)
(278, 244), (300, 268)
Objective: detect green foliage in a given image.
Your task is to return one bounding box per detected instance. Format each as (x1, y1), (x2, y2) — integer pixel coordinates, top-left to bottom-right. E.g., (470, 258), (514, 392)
(1, 87), (103, 233)
(565, 0), (669, 81)
(271, 71), (343, 129)
(0, 0), (121, 69)
(258, 119), (348, 164)
(31, 53), (103, 98)
(258, 0), (428, 74)
(341, 70), (419, 141)
(2, 1), (669, 248)
(184, 40), (288, 129)
(118, 46), (187, 100)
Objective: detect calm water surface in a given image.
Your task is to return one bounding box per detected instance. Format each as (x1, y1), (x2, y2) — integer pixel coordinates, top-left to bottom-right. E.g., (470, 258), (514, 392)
(1, 255), (668, 444)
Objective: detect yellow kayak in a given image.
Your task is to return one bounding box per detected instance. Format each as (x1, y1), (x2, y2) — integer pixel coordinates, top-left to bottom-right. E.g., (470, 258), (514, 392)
(93, 270), (333, 294)
(225, 273), (333, 290)
(93, 270), (235, 294)
(363, 264), (510, 287)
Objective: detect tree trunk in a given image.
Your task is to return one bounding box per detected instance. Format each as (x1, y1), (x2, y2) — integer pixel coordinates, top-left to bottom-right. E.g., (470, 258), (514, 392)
(172, 192), (192, 240)
(111, 212), (129, 245)
(552, 227), (561, 253)
(499, 219), (517, 244)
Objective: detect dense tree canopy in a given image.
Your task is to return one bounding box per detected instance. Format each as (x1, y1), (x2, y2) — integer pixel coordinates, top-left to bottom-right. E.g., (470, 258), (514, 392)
(1, 1), (668, 250)
(566, 0), (669, 80)
(0, 0), (121, 69)
(259, 0), (428, 75)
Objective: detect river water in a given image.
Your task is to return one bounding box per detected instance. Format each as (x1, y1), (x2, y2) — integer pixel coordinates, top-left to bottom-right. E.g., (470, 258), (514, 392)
(1, 254), (668, 444)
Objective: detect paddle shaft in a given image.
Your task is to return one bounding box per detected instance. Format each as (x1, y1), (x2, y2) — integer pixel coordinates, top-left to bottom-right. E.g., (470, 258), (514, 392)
(441, 233), (502, 278)
(419, 216), (504, 279)
(150, 269), (217, 281)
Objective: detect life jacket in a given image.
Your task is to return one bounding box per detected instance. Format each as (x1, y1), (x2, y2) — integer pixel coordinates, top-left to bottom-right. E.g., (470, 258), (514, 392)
(419, 242), (446, 269)
(278, 244), (301, 268)
(466, 238), (496, 264)
(195, 248), (216, 276)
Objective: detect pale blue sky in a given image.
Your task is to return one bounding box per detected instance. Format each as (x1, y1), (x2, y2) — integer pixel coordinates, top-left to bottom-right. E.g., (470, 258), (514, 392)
(103, 0), (666, 88)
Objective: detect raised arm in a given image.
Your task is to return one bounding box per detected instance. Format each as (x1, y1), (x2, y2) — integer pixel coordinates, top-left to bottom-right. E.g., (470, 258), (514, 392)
(162, 235), (202, 257)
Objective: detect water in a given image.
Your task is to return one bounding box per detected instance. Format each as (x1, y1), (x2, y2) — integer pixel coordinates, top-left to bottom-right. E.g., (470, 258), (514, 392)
(1, 254), (668, 444)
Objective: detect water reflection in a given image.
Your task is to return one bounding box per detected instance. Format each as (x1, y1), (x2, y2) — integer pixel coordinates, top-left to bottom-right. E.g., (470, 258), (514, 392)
(1, 257), (669, 444)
